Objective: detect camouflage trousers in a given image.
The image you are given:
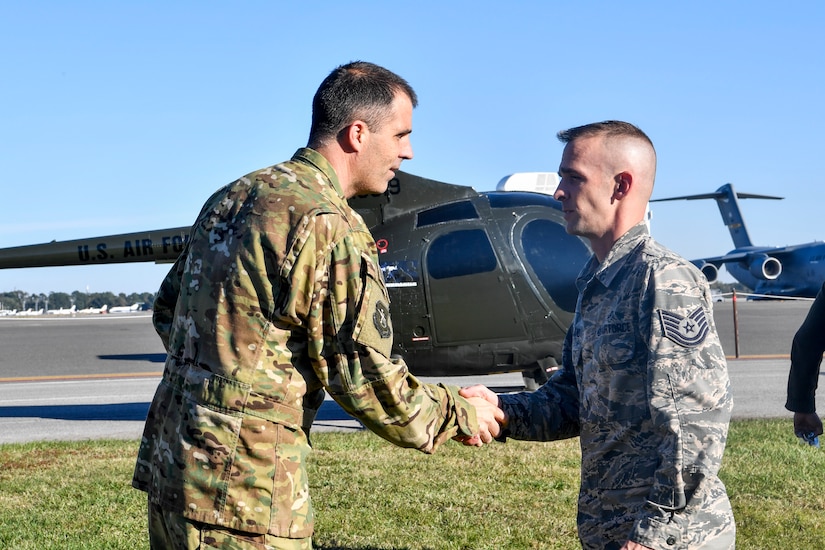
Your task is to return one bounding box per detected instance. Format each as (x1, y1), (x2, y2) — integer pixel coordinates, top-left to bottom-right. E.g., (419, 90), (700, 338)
(148, 502), (312, 550)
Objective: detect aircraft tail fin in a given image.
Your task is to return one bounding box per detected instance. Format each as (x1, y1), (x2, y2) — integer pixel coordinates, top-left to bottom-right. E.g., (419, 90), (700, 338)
(651, 183), (782, 249)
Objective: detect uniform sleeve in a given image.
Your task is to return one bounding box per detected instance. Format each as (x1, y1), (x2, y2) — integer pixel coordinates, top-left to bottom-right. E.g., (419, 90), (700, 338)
(152, 251), (186, 351)
(629, 263), (733, 545)
(152, 191), (220, 351)
(497, 327), (581, 441)
(786, 281), (825, 413)
(290, 214), (479, 454)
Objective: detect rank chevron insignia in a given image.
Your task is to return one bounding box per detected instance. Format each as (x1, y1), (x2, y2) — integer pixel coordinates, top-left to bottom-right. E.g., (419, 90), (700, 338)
(658, 307), (709, 347)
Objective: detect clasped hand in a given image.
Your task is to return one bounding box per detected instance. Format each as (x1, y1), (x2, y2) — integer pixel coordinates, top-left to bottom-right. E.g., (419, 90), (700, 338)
(454, 385), (506, 447)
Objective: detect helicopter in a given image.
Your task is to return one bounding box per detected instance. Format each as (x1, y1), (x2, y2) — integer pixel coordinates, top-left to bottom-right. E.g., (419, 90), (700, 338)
(0, 171), (592, 388)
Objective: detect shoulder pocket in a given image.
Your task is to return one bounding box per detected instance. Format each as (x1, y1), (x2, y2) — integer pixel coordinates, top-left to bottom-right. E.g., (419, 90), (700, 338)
(353, 252), (393, 356)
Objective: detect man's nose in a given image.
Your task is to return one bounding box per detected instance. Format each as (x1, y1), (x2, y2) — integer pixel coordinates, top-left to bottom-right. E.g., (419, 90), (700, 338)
(553, 187), (565, 200)
(401, 139), (413, 160)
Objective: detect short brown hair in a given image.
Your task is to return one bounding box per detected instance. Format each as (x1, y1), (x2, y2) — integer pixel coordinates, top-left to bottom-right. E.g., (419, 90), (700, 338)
(308, 61), (417, 148)
(557, 120), (654, 150)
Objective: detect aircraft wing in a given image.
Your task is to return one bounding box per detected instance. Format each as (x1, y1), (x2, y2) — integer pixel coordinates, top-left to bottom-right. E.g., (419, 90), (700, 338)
(691, 251), (751, 267)
(690, 241), (825, 289)
(693, 242), (824, 267)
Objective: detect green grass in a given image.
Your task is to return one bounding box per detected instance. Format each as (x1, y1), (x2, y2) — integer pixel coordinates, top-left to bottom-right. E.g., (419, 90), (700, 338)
(0, 419), (823, 549)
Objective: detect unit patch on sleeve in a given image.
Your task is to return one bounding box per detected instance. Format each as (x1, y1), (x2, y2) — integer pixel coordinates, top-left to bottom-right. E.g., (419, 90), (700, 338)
(373, 300), (392, 339)
(658, 307), (709, 347)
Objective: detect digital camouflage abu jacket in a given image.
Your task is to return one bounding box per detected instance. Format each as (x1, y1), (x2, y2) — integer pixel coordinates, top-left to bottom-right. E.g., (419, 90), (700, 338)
(499, 223), (735, 549)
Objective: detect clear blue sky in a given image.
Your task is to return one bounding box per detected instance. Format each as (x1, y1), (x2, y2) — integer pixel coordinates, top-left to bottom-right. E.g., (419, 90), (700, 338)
(1, 1), (823, 295)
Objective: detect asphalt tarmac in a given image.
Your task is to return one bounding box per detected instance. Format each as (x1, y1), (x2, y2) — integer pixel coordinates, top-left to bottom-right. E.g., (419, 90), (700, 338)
(0, 299), (817, 444)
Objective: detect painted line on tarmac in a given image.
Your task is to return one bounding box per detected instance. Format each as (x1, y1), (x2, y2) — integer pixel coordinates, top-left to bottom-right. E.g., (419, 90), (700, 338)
(0, 372), (162, 383)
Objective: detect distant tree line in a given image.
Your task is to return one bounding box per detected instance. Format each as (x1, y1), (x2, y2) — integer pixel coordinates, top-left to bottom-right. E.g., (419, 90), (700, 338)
(0, 280), (748, 313)
(0, 290), (156, 312)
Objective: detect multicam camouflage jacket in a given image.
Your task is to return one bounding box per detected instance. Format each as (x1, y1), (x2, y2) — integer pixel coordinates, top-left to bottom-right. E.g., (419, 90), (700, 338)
(499, 223), (736, 549)
(132, 148), (479, 539)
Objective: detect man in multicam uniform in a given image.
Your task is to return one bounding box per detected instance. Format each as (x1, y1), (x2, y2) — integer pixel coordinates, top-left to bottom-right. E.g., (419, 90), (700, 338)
(132, 61), (503, 550)
(461, 121), (735, 549)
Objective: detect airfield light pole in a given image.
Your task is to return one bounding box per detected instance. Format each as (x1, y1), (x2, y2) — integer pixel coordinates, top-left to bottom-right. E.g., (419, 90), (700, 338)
(731, 289), (740, 358)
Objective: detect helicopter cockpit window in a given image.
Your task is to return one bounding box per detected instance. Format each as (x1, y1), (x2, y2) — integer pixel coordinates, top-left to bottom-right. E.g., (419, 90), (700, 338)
(488, 192), (561, 210)
(521, 219), (590, 312)
(416, 200), (479, 228)
(427, 229), (497, 279)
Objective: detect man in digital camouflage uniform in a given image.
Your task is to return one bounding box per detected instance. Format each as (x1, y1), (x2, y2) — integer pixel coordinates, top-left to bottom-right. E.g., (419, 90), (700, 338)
(461, 121), (735, 549)
(132, 61), (503, 550)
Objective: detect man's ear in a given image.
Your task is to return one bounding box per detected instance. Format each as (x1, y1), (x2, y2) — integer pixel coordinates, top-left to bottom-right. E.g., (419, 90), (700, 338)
(344, 120), (369, 152)
(614, 172), (632, 198)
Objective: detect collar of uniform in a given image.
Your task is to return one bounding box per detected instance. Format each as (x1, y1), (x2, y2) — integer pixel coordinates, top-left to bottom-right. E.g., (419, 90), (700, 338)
(291, 147), (345, 199)
(577, 222), (649, 291)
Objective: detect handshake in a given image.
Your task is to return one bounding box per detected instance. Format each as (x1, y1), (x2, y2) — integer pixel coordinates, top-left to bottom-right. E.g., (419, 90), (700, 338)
(456, 385), (508, 447)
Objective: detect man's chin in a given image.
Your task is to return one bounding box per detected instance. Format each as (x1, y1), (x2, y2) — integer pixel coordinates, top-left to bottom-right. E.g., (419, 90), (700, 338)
(563, 223), (583, 237)
(354, 182), (389, 197)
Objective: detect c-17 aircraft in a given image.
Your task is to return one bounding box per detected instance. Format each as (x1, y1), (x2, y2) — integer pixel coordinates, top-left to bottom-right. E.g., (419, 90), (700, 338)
(651, 183), (825, 298)
(0, 171), (592, 388)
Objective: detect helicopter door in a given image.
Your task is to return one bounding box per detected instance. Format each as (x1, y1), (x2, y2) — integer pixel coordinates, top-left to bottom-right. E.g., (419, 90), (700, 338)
(423, 228), (526, 344)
